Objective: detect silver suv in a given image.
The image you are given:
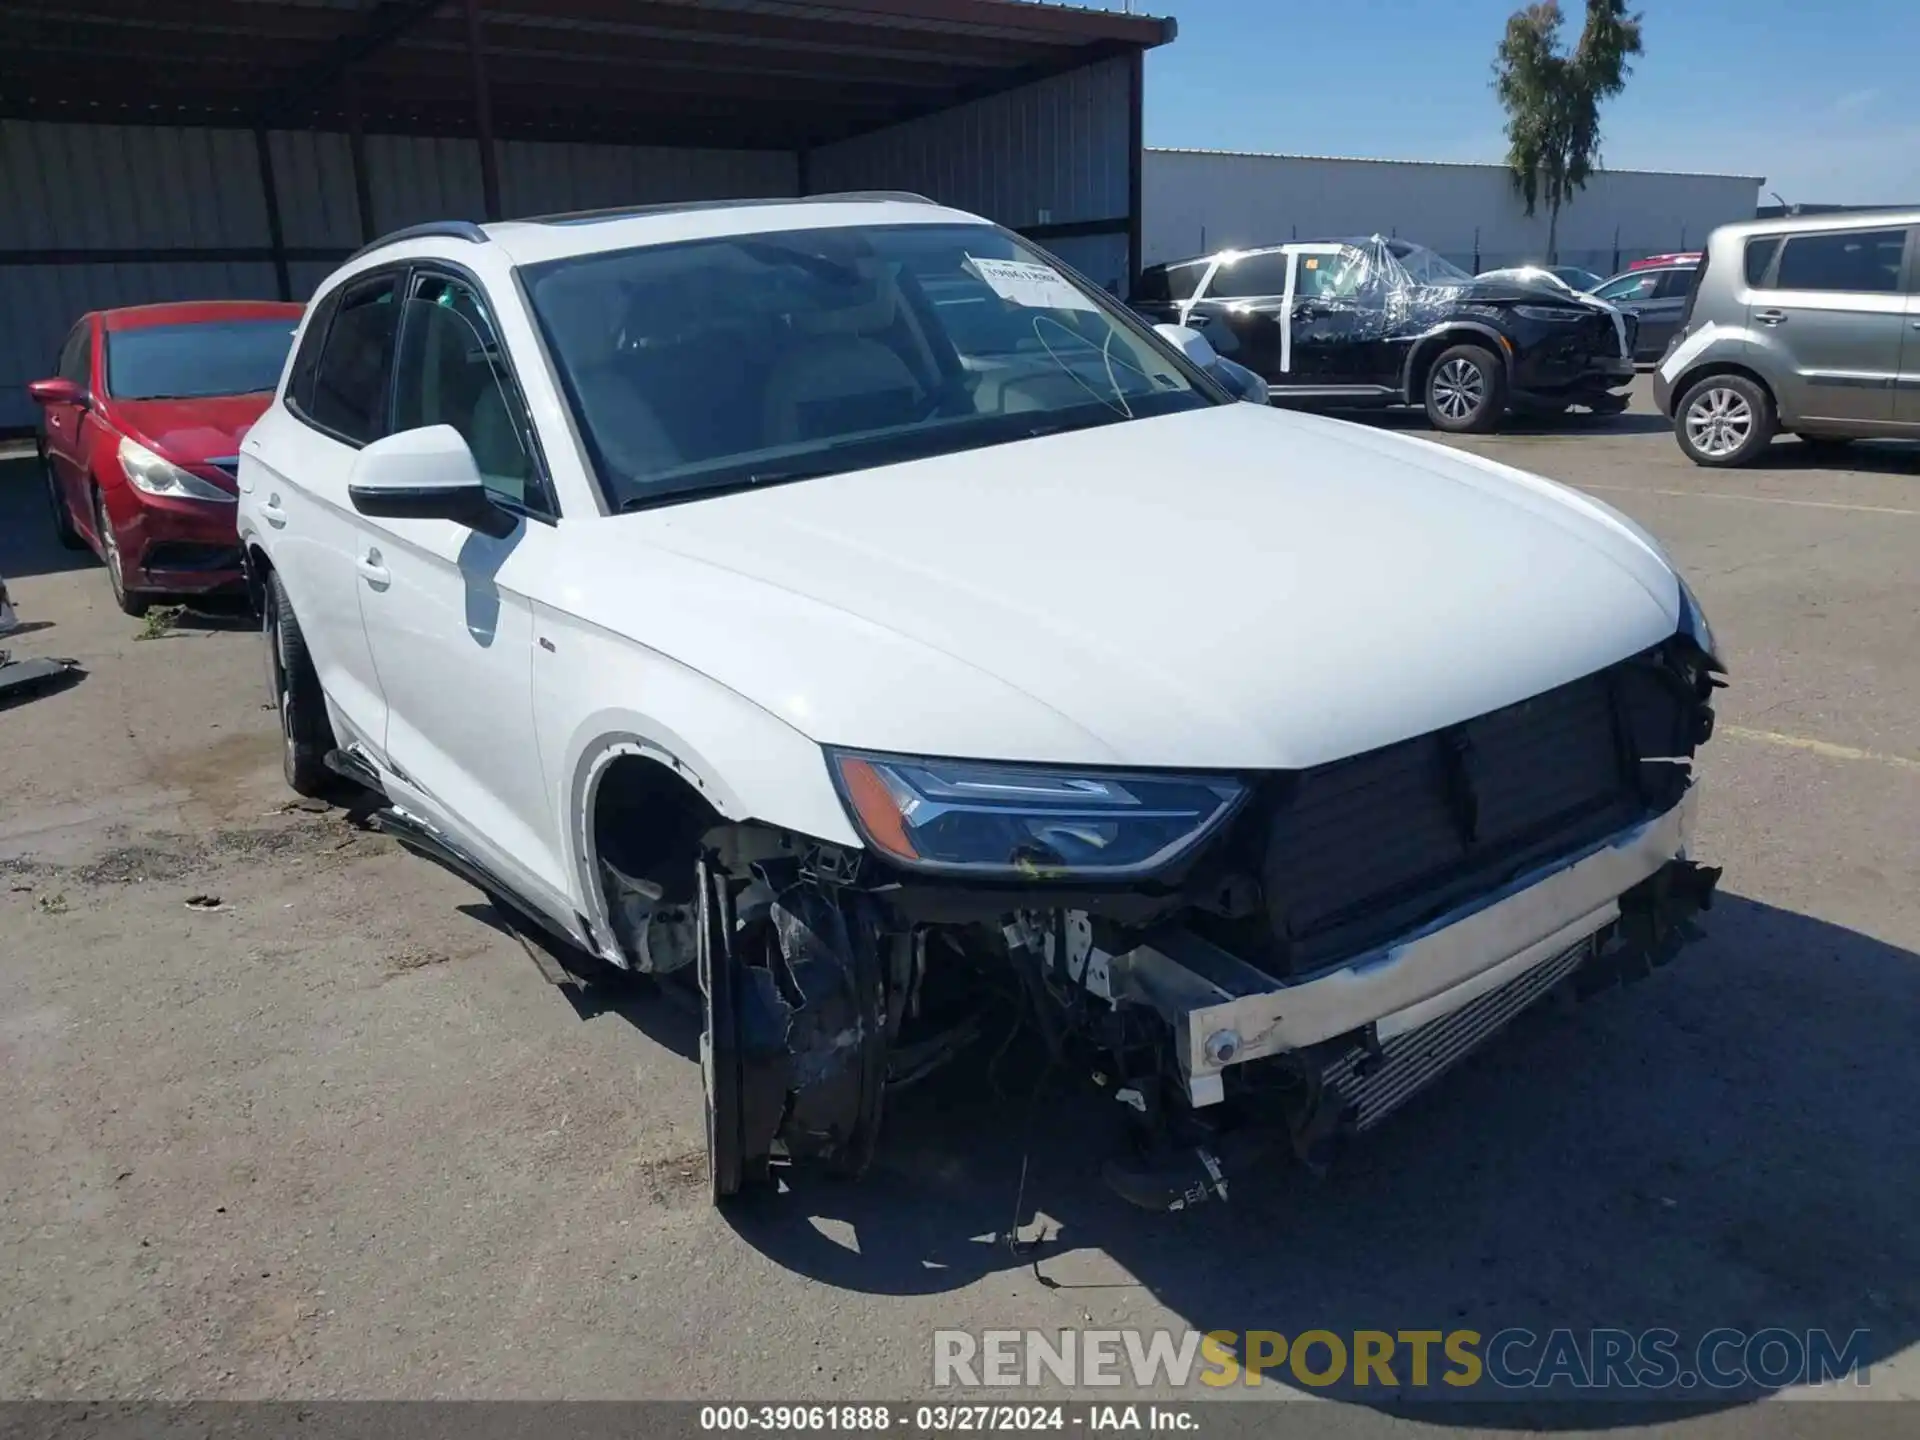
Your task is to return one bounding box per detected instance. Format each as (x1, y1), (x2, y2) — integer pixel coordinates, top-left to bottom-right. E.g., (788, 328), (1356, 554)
(1653, 211), (1920, 466)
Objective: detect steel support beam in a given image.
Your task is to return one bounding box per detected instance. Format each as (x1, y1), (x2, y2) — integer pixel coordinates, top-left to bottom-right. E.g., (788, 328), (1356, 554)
(344, 70), (377, 244)
(1127, 47), (1145, 299)
(463, 0), (502, 221)
(265, 0), (447, 125)
(252, 126), (293, 301)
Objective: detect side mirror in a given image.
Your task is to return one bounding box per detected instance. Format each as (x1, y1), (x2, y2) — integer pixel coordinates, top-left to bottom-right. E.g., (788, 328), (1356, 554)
(347, 425), (516, 539)
(1209, 355), (1271, 406)
(27, 378), (87, 408)
(1153, 322), (1221, 369)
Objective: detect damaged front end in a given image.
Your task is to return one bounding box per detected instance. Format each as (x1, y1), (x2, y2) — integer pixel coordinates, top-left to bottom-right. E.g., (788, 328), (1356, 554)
(672, 637), (1723, 1210)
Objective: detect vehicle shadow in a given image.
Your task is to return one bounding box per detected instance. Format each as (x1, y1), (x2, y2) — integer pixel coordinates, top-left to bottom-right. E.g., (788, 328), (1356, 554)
(1749, 439), (1920, 475)
(0, 458), (97, 580)
(712, 892), (1918, 1424)
(1337, 408), (1674, 439)
(460, 898), (703, 1062)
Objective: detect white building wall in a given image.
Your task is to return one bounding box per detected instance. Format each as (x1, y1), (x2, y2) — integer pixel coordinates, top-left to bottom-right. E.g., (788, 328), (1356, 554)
(1143, 149), (1763, 277)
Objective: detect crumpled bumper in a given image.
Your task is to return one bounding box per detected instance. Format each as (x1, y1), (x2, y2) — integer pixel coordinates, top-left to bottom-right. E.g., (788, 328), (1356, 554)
(1109, 787), (1706, 1107)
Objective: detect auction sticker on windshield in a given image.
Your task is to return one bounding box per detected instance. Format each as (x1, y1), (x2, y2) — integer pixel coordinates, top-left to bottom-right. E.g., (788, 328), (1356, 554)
(966, 256), (1098, 312)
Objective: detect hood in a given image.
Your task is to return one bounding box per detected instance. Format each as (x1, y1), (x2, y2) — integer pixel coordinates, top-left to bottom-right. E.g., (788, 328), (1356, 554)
(1465, 271), (1609, 307)
(569, 404), (1682, 771)
(109, 394), (273, 471)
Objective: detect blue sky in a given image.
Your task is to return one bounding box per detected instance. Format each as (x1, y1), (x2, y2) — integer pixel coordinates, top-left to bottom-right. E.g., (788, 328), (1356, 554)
(1142, 0), (1919, 204)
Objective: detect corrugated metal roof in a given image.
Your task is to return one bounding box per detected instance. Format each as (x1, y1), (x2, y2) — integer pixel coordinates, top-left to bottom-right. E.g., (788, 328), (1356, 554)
(0, 0), (1173, 148)
(1148, 147), (1766, 184)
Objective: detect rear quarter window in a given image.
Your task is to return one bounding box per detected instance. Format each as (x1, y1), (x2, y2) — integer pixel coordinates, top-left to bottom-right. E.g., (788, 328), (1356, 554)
(1743, 236), (1782, 286)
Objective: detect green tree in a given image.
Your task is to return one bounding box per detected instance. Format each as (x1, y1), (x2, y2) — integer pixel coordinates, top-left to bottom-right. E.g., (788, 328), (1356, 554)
(1493, 1), (1645, 262)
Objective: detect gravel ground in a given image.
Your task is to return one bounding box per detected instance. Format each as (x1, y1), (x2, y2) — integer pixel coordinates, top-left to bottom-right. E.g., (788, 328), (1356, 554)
(2, 386), (1916, 1429)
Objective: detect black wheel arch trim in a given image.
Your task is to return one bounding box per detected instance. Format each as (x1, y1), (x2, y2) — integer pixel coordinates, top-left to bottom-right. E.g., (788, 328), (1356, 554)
(1401, 322), (1512, 402)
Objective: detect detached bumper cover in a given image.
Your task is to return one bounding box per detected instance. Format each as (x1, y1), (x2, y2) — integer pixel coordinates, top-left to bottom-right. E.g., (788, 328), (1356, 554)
(1110, 787), (1701, 1106)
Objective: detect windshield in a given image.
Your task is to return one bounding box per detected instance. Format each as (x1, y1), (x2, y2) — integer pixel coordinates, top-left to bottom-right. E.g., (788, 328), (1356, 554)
(522, 222), (1217, 510)
(104, 318), (297, 400)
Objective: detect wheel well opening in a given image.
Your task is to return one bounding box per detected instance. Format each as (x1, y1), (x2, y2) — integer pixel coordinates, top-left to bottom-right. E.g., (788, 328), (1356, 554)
(1408, 330), (1503, 396)
(592, 755), (723, 911)
(1675, 362), (1776, 409)
(245, 543), (273, 614)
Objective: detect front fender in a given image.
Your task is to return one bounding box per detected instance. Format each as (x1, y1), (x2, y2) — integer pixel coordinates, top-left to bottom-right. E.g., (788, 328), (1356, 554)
(533, 603), (862, 952)
(1400, 322), (1514, 400)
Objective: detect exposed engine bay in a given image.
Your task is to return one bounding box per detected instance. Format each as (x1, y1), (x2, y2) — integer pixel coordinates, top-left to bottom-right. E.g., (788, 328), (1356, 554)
(601, 638), (1725, 1210)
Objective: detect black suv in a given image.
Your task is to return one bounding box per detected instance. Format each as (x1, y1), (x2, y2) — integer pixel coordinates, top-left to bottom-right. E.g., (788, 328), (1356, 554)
(1134, 236), (1638, 432)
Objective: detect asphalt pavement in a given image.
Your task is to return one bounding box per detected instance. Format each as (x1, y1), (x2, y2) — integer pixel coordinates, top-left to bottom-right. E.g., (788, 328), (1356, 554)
(2, 382), (1915, 1429)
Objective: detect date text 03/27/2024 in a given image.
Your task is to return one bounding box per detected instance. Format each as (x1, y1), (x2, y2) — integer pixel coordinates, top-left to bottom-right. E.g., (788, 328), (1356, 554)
(698, 1405), (1187, 1432)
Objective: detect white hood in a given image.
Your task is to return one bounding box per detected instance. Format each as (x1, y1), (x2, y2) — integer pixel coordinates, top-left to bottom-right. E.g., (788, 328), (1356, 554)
(563, 403), (1681, 770)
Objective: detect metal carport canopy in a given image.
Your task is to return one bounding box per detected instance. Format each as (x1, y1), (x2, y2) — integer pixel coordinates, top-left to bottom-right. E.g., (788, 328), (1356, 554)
(0, 0), (1175, 152)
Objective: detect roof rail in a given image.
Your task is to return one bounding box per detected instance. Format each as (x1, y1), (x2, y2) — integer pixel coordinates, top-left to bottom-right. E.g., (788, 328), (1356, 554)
(346, 219), (488, 263)
(522, 192), (943, 227)
(808, 190), (938, 206)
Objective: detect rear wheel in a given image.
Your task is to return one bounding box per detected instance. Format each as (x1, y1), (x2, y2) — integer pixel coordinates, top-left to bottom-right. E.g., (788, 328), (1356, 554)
(44, 451), (86, 550)
(263, 569), (334, 797)
(93, 487), (149, 617)
(1675, 375), (1774, 467)
(1424, 344), (1507, 433)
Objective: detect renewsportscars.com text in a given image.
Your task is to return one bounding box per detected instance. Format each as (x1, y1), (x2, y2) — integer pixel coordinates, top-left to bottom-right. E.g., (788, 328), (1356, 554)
(933, 1327), (1871, 1393)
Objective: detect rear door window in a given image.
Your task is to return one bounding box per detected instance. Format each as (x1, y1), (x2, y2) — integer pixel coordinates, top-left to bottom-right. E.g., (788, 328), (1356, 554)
(1205, 251), (1290, 300)
(305, 275), (401, 444)
(1770, 229), (1906, 294)
(1652, 268), (1697, 299)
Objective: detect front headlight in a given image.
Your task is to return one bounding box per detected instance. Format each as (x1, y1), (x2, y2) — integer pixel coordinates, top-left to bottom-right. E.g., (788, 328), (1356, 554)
(118, 436), (234, 503)
(1677, 575), (1722, 668)
(828, 750), (1246, 879)
(1512, 305), (1587, 323)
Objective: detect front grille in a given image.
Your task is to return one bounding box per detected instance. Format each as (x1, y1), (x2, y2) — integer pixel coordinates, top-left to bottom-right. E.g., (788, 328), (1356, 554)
(143, 542), (242, 574)
(1578, 310), (1633, 358)
(1261, 651), (1695, 974)
(204, 457), (240, 479)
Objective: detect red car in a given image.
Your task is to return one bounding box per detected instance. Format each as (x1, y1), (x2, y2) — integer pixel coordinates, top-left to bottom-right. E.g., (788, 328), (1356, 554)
(29, 300), (304, 617)
(1626, 251), (1701, 271)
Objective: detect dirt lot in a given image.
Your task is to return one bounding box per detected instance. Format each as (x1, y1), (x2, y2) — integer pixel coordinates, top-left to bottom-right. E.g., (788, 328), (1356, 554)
(3, 384), (1917, 1420)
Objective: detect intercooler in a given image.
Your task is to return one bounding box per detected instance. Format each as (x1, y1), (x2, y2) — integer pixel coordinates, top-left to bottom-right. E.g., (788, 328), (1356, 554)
(1317, 933), (1595, 1133)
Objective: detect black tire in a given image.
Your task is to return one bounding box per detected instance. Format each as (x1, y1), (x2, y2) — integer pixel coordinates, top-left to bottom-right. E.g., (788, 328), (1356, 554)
(697, 859), (746, 1204)
(263, 568), (334, 797)
(43, 450), (87, 551)
(93, 487), (149, 617)
(1674, 374), (1774, 467)
(1424, 344), (1508, 433)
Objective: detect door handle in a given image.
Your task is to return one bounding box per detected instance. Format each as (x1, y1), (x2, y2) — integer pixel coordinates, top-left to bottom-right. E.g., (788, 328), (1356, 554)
(1754, 309), (1788, 326)
(262, 494), (288, 528)
(357, 549), (391, 590)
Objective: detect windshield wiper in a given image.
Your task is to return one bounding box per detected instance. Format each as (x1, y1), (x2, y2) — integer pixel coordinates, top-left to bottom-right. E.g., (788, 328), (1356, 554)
(618, 465), (847, 512)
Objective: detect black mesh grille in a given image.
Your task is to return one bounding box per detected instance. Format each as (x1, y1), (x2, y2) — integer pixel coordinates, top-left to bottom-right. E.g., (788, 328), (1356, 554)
(1261, 651), (1695, 973)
